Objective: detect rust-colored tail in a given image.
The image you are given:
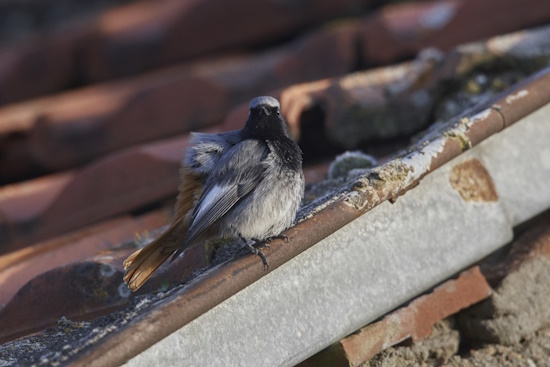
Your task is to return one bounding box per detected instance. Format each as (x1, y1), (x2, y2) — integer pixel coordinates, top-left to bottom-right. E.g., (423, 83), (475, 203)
(123, 167), (202, 291)
(123, 224), (182, 291)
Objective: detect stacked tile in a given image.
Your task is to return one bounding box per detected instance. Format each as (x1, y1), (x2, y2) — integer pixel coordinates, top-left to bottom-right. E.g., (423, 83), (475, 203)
(0, 0), (365, 106)
(2, 0), (550, 107)
(0, 23), (358, 183)
(0, 135), (191, 252)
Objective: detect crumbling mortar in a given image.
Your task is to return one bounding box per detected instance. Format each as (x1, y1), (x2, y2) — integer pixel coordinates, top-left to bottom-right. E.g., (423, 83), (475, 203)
(342, 160), (412, 212)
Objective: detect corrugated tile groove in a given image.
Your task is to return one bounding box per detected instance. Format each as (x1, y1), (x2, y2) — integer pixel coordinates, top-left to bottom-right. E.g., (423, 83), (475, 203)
(0, 17), (358, 182)
(2, 0), (550, 109)
(83, 0), (365, 81)
(0, 24), (94, 106)
(0, 209), (170, 307)
(359, 0), (550, 64)
(67, 65), (550, 367)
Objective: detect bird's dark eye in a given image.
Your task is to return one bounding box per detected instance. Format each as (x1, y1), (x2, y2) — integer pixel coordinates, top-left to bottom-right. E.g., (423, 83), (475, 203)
(276, 109), (280, 115)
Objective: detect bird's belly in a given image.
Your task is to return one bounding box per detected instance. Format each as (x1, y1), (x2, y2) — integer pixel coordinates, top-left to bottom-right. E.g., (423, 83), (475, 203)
(220, 170), (303, 240)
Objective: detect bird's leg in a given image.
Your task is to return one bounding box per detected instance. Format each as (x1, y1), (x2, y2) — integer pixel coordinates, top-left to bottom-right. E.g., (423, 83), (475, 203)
(240, 236), (269, 270)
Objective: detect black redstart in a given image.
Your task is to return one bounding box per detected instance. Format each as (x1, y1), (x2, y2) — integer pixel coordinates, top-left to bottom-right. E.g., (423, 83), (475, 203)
(124, 96), (304, 291)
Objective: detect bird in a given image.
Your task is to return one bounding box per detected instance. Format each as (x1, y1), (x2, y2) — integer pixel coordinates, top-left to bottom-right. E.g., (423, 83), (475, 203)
(123, 96), (305, 291)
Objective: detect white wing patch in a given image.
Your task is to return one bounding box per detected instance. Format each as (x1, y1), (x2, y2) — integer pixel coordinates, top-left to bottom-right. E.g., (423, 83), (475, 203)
(193, 184), (224, 223)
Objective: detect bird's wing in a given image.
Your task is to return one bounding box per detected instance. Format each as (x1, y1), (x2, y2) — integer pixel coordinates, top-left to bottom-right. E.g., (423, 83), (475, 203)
(171, 140), (268, 260)
(184, 131), (241, 176)
(172, 131), (240, 222)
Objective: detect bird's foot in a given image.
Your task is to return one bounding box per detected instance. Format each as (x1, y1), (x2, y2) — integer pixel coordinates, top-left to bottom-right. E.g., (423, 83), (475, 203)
(248, 244), (269, 270)
(251, 238), (270, 250)
(241, 237), (270, 270)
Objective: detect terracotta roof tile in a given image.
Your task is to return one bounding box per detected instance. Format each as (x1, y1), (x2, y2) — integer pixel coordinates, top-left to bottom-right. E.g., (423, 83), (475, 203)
(0, 135), (191, 250)
(360, 0), (550, 64)
(0, 0), (364, 106)
(0, 209), (169, 306)
(300, 267), (491, 367)
(0, 22), (357, 183)
(0, 25), (92, 106)
(0, 208), (212, 344)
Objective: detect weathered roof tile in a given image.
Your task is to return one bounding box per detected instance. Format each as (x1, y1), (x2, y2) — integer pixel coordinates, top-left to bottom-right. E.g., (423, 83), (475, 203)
(0, 135), (190, 250)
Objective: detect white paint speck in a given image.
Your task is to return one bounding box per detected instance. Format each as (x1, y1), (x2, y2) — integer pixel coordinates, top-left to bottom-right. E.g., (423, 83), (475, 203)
(505, 90), (528, 104)
(296, 331), (302, 338)
(402, 138), (447, 183)
(468, 108), (492, 126)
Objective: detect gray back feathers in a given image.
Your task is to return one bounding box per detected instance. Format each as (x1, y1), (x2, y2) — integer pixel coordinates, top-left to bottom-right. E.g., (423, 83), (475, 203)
(184, 131), (241, 176)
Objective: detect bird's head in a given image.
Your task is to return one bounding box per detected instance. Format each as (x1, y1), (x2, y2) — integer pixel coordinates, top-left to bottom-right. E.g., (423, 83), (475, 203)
(241, 96), (290, 140)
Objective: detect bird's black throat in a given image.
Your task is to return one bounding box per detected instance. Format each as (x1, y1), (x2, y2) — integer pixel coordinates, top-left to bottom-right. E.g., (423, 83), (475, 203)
(267, 137), (303, 172)
(240, 112), (302, 172)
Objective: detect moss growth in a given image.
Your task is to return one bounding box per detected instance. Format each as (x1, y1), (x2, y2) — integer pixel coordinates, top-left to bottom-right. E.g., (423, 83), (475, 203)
(444, 131), (471, 151)
(434, 54), (549, 123)
(160, 281), (170, 292)
(92, 287), (109, 300)
(491, 78), (509, 92)
(328, 151), (377, 179)
(458, 53), (548, 77)
(465, 79), (482, 95)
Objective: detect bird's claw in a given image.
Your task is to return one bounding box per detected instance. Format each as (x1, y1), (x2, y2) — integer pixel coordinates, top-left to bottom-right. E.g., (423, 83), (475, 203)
(277, 234), (289, 243)
(241, 236), (270, 270)
(249, 246), (269, 270)
(240, 233), (289, 270)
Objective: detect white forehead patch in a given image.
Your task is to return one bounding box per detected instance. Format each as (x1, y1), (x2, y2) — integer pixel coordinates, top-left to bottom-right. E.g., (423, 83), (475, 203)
(249, 96), (280, 109)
